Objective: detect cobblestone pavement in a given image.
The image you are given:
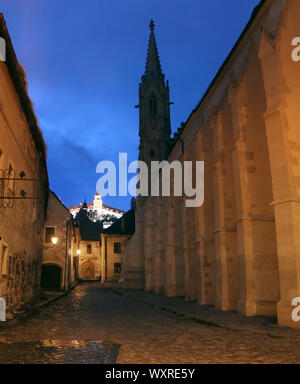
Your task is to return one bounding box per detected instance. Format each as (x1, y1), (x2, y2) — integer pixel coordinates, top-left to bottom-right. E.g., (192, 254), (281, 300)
(0, 282), (300, 364)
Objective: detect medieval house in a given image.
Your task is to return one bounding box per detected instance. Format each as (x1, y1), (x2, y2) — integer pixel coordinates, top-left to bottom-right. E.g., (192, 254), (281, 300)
(74, 202), (102, 280)
(70, 196), (126, 281)
(101, 207), (135, 283)
(123, 0), (300, 329)
(42, 191), (77, 291)
(0, 14), (48, 316)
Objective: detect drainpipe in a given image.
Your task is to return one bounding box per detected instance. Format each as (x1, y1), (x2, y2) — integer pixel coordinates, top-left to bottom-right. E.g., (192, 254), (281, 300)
(64, 220), (70, 290)
(104, 235), (107, 283)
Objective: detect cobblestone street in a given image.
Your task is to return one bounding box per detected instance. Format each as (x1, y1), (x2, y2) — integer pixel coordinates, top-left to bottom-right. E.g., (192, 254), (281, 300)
(0, 282), (300, 364)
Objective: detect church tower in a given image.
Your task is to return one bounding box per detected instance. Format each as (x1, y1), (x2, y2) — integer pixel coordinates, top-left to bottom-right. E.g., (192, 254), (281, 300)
(137, 20), (172, 168)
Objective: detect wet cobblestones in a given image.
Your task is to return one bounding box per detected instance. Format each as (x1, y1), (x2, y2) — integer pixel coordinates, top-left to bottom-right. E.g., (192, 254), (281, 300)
(0, 282), (300, 364)
(0, 340), (117, 364)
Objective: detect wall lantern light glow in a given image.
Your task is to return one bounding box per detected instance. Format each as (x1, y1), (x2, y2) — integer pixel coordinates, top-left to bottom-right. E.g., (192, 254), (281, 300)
(76, 249), (81, 255)
(51, 237), (58, 245)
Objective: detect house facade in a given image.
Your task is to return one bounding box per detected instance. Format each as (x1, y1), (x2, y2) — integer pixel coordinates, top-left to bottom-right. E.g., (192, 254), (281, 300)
(101, 208), (135, 283)
(42, 191), (77, 290)
(0, 14), (48, 316)
(74, 203), (102, 280)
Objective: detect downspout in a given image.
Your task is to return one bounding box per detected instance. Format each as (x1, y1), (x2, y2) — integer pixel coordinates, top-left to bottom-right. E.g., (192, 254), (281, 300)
(64, 220), (70, 290)
(105, 235), (107, 283)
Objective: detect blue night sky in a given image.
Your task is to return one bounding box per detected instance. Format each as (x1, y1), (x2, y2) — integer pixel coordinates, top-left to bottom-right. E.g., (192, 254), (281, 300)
(1, 0), (259, 211)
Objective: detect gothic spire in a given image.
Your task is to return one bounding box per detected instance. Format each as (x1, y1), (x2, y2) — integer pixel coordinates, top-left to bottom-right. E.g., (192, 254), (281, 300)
(144, 20), (164, 80)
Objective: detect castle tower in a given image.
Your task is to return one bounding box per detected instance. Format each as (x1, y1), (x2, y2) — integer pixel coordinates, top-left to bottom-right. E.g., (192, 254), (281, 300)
(137, 20), (172, 171)
(93, 192), (103, 216)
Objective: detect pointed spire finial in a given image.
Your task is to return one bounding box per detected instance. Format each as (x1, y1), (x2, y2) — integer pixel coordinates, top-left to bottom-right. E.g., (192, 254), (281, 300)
(149, 20), (155, 32)
(144, 19), (163, 79)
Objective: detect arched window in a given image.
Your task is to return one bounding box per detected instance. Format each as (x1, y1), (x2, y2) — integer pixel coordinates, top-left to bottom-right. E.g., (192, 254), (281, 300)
(150, 96), (157, 116)
(150, 150), (155, 159)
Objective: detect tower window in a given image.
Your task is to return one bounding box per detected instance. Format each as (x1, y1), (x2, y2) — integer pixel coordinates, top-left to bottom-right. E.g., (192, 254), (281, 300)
(150, 96), (157, 116)
(150, 150), (155, 159)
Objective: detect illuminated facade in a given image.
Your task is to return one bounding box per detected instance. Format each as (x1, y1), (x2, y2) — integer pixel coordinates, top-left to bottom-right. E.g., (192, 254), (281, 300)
(123, 0), (300, 329)
(0, 14), (48, 316)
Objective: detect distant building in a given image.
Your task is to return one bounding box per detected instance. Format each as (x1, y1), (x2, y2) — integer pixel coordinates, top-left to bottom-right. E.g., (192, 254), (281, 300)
(74, 202), (102, 280)
(69, 193), (124, 226)
(72, 197), (134, 283)
(42, 191), (77, 291)
(0, 14), (48, 317)
(101, 208), (135, 284)
(69, 195), (126, 281)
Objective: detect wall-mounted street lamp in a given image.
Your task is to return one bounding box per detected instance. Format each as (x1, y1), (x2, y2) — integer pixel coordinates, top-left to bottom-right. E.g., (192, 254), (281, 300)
(51, 237), (58, 245)
(76, 249), (81, 255)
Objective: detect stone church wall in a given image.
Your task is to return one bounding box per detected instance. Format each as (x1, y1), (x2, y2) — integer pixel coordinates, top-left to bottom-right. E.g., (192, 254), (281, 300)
(123, 0), (300, 328)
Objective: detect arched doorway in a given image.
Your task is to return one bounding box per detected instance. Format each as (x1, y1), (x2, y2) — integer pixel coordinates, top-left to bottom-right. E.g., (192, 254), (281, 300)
(81, 261), (95, 279)
(41, 264), (62, 290)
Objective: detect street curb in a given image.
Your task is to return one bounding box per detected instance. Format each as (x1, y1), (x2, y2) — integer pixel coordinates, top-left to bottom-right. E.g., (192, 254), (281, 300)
(110, 288), (290, 339)
(0, 281), (78, 328)
(34, 281), (78, 310)
(110, 288), (222, 328)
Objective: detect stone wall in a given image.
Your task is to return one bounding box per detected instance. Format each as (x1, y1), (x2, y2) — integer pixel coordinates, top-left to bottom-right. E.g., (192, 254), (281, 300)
(123, 0), (300, 328)
(78, 241), (101, 280)
(42, 192), (76, 290)
(0, 15), (48, 315)
(102, 234), (130, 283)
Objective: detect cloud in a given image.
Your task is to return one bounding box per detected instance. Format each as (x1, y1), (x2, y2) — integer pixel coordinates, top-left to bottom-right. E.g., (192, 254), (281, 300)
(46, 133), (100, 205)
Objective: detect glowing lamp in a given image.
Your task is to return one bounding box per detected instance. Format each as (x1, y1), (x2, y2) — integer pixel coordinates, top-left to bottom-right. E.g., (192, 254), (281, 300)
(76, 249), (81, 255)
(51, 237), (58, 245)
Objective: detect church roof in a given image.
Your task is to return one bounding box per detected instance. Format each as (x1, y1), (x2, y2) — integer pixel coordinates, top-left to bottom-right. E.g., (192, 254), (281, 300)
(75, 208), (103, 241)
(69, 203), (93, 210)
(102, 209), (135, 236)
